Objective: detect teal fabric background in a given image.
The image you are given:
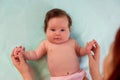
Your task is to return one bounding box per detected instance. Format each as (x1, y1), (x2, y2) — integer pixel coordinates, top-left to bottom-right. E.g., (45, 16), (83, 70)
(0, 0), (120, 80)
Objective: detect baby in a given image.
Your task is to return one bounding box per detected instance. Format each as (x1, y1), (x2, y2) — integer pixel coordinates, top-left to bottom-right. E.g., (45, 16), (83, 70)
(13, 8), (95, 80)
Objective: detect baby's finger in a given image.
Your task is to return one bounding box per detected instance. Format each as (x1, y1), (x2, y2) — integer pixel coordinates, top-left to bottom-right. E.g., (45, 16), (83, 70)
(86, 42), (94, 51)
(14, 47), (21, 53)
(19, 46), (22, 48)
(15, 47), (24, 55)
(95, 41), (100, 49)
(18, 53), (26, 64)
(19, 45), (23, 48)
(20, 46), (25, 52)
(16, 47), (21, 53)
(18, 46), (25, 53)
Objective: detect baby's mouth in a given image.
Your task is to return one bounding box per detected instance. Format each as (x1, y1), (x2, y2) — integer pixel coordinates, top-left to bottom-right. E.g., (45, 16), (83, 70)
(54, 38), (61, 40)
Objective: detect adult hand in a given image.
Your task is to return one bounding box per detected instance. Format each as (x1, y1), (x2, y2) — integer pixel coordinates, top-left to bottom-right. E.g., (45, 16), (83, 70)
(87, 40), (102, 80)
(13, 46), (25, 58)
(86, 40), (96, 54)
(11, 50), (34, 80)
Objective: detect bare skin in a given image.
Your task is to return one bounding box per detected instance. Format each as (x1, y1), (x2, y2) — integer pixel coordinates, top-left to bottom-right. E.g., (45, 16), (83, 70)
(87, 40), (102, 80)
(11, 51), (34, 80)
(13, 17), (95, 77)
(12, 16), (95, 80)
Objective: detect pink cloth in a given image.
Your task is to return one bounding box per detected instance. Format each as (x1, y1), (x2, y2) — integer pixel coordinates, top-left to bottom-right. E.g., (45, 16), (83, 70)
(50, 70), (86, 80)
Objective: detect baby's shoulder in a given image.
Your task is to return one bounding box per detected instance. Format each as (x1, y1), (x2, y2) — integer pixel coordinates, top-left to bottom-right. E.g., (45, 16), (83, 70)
(39, 39), (49, 45)
(41, 39), (48, 43)
(69, 38), (77, 43)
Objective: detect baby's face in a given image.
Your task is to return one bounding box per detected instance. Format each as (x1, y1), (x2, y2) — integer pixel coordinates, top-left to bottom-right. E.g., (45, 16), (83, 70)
(46, 16), (70, 44)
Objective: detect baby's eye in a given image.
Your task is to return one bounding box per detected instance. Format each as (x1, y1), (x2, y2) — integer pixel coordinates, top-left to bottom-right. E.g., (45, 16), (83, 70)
(61, 29), (65, 32)
(50, 29), (55, 31)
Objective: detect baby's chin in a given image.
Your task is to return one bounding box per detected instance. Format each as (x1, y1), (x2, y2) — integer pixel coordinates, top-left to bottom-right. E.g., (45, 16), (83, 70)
(48, 39), (69, 44)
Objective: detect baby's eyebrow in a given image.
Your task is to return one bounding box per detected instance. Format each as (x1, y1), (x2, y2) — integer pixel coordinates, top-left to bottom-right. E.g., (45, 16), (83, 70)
(48, 27), (55, 29)
(61, 28), (67, 29)
(49, 26), (56, 29)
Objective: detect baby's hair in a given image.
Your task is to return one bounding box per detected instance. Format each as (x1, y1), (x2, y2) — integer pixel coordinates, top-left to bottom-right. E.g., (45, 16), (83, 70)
(44, 8), (72, 32)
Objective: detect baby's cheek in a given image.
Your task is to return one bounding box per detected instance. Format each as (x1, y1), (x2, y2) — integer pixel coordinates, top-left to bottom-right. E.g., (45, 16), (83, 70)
(64, 32), (70, 38)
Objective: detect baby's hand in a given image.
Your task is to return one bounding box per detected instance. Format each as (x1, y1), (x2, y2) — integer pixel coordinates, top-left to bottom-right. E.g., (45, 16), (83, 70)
(13, 46), (25, 57)
(86, 40), (96, 54)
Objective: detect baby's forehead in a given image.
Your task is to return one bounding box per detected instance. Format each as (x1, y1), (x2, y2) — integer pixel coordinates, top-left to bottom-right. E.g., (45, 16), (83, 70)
(48, 26), (68, 29)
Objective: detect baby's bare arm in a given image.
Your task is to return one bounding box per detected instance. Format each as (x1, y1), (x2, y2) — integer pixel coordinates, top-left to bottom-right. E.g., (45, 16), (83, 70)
(24, 51), (39, 60)
(74, 40), (87, 56)
(79, 47), (87, 56)
(79, 40), (96, 56)
(24, 40), (47, 60)
(75, 40), (95, 56)
(12, 46), (38, 60)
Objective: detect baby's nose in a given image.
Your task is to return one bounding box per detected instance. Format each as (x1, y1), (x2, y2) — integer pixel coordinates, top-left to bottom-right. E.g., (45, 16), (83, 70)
(55, 31), (60, 35)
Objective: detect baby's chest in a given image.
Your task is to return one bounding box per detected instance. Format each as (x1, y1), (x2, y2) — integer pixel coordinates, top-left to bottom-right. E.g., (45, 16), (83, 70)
(47, 46), (79, 67)
(47, 45), (78, 60)
(48, 45), (75, 54)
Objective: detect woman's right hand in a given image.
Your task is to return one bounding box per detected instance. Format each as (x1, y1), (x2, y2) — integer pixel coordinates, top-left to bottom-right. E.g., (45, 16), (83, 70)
(87, 40), (102, 80)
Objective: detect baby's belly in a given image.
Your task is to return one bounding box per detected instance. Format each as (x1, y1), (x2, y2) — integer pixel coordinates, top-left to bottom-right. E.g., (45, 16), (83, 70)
(47, 55), (80, 76)
(49, 65), (80, 77)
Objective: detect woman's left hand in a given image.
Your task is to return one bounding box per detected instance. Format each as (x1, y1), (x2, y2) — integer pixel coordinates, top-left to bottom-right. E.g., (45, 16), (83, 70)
(11, 50), (34, 80)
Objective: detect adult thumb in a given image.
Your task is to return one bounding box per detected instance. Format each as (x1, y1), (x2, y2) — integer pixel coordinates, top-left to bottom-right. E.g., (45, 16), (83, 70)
(87, 53), (94, 61)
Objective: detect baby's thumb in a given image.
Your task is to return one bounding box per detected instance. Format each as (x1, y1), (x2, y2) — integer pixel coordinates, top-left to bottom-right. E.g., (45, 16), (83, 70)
(18, 53), (26, 63)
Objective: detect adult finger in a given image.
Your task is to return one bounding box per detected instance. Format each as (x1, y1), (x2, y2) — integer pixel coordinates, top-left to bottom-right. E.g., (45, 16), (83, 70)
(11, 49), (15, 57)
(87, 52), (94, 61)
(13, 47), (17, 55)
(11, 52), (20, 66)
(94, 41), (100, 53)
(93, 41), (100, 61)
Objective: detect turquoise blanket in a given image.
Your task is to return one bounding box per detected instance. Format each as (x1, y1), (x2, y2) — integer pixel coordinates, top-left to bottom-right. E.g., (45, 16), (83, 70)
(0, 0), (120, 80)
